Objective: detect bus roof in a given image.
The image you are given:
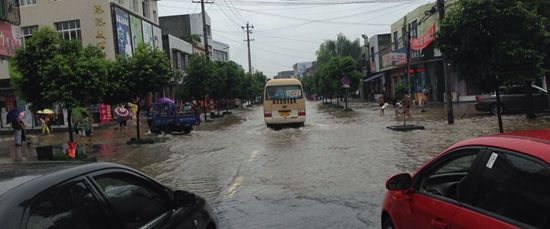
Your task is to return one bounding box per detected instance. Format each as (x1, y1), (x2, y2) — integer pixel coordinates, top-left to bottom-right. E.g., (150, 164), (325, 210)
(265, 78), (302, 87)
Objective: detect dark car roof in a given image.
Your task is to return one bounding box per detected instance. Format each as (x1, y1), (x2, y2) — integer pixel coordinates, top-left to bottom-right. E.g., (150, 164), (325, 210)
(449, 129), (550, 162)
(0, 162), (133, 196)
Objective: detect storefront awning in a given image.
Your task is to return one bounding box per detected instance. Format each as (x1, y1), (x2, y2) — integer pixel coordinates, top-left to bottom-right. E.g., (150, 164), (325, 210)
(364, 73), (385, 82)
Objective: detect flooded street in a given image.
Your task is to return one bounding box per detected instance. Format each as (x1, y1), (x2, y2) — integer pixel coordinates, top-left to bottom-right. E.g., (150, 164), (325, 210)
(91, 102), (550, 229)
(3, 102), (550, 229)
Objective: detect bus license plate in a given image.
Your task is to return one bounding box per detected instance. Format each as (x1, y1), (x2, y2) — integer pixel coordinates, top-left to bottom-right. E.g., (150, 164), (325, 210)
(279, 111), (290, 117)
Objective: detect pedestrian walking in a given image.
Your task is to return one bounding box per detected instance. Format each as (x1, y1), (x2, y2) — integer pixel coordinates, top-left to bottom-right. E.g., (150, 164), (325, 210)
(81, 112), (93, 144)
(12, 118), (23, 146)
(393, 99), (402, 118)
(378, 95), (389, 116)
(403, 91), (411, 117)
(39, 115), (51, 135)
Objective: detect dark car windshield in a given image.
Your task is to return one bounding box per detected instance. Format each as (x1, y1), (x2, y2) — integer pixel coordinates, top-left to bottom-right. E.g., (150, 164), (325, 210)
(265, 85), (303, 100)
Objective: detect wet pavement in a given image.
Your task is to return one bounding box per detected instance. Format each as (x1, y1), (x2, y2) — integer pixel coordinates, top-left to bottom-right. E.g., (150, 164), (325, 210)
(2, 102), (550, 228)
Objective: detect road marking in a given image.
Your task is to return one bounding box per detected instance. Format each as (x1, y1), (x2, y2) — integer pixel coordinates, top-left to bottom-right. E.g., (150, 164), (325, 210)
(248, 150), (259, 162)
(225, 176), (243, 198)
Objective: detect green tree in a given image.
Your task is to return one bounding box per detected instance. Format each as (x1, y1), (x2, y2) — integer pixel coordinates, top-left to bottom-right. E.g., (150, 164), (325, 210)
(438, 0), (549, 121)
(11, 27), (110, 142)
(314, 56), (361, 103)
(316, 33), (362, 67)
(114, 43), (172, 141)
(209, 61), (228, 115)
(181, 33), (201, 44)
(182, 54), (213, 120)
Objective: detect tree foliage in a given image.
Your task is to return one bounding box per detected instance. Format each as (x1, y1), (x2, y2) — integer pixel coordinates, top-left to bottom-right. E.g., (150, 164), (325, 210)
(12, 27), (110, 141)
(437, 0), (549, 92)
(316, 33), (362, 67)
(313, 56), (362, 99)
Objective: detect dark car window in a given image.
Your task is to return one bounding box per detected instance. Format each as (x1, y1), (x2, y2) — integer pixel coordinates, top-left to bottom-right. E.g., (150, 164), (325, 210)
(26, 181), (110, 229)
(467, 151), (550, 228)
(93, 172), (171, 229)
(504, 87), (526, 95)
(420, 149), (479, 201)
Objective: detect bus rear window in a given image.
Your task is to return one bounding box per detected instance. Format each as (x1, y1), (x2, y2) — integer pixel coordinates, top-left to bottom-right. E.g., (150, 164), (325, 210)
(266, 85), (303, 100)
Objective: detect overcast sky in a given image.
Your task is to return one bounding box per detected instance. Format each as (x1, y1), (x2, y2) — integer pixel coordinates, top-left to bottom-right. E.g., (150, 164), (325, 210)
(158, 0), (435, 77)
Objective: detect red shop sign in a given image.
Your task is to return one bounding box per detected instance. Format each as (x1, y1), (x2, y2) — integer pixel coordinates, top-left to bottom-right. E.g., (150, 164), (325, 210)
(410, 24), (436, 51)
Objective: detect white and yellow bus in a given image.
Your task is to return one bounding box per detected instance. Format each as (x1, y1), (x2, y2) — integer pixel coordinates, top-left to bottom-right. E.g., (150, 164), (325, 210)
(263, 78), (306, 127)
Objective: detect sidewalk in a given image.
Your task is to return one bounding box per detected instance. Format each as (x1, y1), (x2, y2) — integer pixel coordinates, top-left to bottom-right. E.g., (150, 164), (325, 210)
(0, 121), (118, 135)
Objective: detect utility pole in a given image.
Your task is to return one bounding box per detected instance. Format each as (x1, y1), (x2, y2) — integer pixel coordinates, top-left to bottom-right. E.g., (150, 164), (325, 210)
(193, 0), (213, 121)
(242, 22), (254, 74)
(437, 0), (454, 124)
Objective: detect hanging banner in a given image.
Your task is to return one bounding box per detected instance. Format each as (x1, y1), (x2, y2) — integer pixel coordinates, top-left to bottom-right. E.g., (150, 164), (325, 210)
(153, 26), (162, 49)
(0, 21), (21, 57)
(142, 21), (153, 46)
(130, 15), (143, 50)
(99, 104), (112, 123)
(115, 8), (132, 55)
(410, 23), (436, 51)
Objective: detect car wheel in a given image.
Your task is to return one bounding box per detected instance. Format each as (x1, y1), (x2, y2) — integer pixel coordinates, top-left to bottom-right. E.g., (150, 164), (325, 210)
(382, 217), (395, 229)
(490, 103), (504, 115)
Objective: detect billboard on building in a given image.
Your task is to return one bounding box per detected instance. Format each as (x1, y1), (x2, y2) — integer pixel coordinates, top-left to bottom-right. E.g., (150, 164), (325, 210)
(0, 21), (20, 57)
(153, 26), (162, 49)
(142, 21), (153, 46)
(130, 15), (143, 50)
(115, 8), (132, 55)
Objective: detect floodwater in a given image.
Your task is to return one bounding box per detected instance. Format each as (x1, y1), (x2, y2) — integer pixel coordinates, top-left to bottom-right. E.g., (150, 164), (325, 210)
(2, 101), (549, 228)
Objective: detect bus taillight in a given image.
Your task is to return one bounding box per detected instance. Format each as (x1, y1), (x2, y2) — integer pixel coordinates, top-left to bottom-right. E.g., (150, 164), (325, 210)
(298, 110), (306, 116)
(264, 112), (272, 117)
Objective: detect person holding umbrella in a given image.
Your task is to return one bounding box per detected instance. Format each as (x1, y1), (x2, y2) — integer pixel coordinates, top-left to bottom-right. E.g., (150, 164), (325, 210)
(6, 108), (24, 146)
(39, 114), (50, 135)
(114, 105), (130, 130)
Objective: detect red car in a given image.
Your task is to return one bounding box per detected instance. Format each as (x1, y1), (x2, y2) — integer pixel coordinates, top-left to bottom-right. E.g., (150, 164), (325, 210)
(382, 129), (550, 229)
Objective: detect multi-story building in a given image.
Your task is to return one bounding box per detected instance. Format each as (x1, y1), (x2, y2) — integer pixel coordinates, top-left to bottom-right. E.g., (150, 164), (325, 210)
(364, 34), (391, 101)
(20, 0), (162, 59)
(0, 0), (21, 128)
(14, 0), (163, 124)
(274, 70), (293, 79)
(387, 0), (476, 103)
(212, 40), (229, 61)
(159, 13), (229, 61)
(292, 62), (314, 80)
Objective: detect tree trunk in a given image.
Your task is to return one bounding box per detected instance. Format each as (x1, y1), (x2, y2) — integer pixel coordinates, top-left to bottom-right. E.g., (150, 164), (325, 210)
(136, 99), (142, 141)
(546, 76), (550, 111)
(240, 99), (243, 109)
(526, 82), (536, 119)
(202, 97), (208, 122)
(67, 106), (74, 142)
(495, 81), (504, 133)
(217, 99), (221, 116)
(225, 98), (229, 113)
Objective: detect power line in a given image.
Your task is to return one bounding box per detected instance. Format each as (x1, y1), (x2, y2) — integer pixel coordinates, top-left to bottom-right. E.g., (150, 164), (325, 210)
(216, 4), (390, 26)
(223, 0), (248, 23)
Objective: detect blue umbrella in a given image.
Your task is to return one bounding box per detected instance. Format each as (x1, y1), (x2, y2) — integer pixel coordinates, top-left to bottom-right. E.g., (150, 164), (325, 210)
(6, 108), (24, 123)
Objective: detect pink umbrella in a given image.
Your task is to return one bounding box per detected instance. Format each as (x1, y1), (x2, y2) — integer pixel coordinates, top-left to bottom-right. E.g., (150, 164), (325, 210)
(17, 111), (25, 120)
(114, 107), (129, 117)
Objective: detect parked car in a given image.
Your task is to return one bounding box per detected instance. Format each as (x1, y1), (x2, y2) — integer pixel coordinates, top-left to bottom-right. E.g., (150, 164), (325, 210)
(475, 85), (548, 115)
(0, 162), (218, 229)
(382, 129), (550, 229)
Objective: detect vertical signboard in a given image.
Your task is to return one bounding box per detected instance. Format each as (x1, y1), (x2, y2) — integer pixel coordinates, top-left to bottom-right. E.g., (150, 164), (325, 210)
(0, 21), (20, 57)
(142, 21), (153, 46)
(130, 15), (143, 50)
(99, 103), (112, 123)
(94, 5), (107, 50)
(152, 26), (162, 49)
(115, 8), (132, 55)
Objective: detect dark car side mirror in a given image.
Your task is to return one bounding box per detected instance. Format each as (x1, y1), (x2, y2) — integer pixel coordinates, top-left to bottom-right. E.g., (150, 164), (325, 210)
(386, 173), (412, 191)
(174, 190), (196, 207)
